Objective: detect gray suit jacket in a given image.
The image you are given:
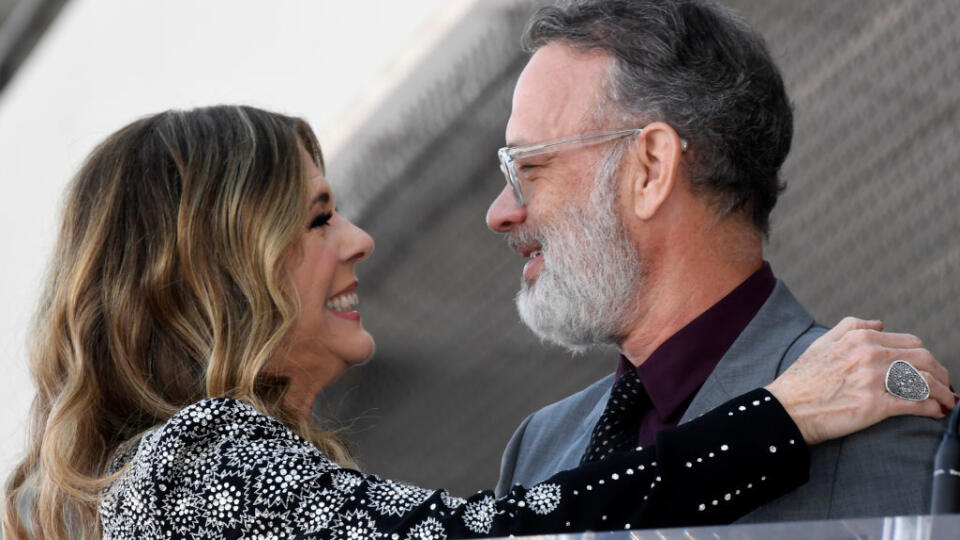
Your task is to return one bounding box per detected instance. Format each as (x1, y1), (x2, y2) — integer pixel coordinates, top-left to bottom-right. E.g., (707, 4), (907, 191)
(495, 281), (945, 521)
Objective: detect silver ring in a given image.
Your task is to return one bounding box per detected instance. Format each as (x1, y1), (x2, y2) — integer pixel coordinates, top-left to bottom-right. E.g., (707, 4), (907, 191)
(884, 360), (931, 401)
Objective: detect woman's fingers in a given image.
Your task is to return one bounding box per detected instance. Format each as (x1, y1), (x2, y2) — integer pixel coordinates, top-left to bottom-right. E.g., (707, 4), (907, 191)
(892, 395), (944, 420)
(825, 317), (883, 342)
(849, 330), (924, 350)
(922, 371), (955, 413)
(893, 347), (951, 387)
(886, 384), (943, 420)
(884, 371), (953, 419)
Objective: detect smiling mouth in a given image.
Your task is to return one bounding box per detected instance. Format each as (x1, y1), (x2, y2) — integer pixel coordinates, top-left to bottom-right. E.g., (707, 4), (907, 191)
(510, 239), (542, 259)
(509, 234), (544, 280)
(326, 290), (359, 312)
(521, 247), (544, 281)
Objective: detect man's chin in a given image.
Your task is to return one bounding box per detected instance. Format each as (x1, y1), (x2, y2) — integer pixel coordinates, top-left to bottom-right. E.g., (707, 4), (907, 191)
(516, 290), (591, 354)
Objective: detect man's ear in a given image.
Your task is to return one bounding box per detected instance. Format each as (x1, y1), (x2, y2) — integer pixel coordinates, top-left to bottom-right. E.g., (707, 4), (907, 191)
(628, 122), (684, 221)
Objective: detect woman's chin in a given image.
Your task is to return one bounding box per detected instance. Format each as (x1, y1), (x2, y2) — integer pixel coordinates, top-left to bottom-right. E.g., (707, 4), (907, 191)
(349, 332), (376, 366)
(333, 330), (376, 369)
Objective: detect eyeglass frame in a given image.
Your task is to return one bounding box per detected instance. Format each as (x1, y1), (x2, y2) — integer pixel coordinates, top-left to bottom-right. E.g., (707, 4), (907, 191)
(496, 127), (689, 206)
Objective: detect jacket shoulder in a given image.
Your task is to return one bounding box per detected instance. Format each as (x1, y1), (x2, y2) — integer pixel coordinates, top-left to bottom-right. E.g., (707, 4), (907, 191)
(521, 373), (615, 446)
(777, 322), (828, 374)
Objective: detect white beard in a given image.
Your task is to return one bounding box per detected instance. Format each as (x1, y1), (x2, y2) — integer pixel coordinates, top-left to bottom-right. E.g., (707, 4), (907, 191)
(514, 148), (644, 353)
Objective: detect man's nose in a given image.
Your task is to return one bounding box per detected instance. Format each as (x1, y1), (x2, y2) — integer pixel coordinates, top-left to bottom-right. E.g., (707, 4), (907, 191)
(486, 186), (527, 233)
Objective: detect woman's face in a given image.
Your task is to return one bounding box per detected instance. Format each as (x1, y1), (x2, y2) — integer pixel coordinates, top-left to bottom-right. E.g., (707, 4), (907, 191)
(282, 147), (375, 409)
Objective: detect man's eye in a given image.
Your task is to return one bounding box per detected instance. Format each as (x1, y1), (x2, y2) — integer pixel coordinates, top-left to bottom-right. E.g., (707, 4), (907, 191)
(309, 212), (332, 229)
(517, 163), (543, 177)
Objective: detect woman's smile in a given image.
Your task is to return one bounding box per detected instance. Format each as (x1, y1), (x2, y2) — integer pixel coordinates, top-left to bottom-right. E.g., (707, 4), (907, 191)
(326, 282), (361, 321)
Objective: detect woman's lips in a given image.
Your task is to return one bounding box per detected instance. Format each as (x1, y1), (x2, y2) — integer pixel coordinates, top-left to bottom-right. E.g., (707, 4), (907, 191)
(327, 283), (361, 321)
(328, 309), (361, 322)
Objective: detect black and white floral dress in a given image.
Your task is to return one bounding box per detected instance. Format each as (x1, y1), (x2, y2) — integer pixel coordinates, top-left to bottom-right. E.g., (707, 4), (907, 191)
(100, 389), (808, 539)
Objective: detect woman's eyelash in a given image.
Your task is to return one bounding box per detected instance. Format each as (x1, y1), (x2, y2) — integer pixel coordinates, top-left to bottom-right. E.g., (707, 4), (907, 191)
(309, 212), (333, 229)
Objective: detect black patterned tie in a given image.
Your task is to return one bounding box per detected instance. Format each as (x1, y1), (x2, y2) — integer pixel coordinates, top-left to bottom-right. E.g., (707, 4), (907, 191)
(580, 369), (650, 464)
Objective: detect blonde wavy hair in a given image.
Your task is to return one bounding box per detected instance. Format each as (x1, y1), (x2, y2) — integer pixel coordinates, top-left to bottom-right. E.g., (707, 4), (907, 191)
(2, 105), (357, 540)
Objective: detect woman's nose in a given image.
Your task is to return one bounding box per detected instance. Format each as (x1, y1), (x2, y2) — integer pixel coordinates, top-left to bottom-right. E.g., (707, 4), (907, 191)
(343, 219), (374, 263)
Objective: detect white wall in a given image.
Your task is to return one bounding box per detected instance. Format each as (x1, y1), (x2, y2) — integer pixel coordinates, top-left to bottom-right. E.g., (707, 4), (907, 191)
(0, 0), (475, 481)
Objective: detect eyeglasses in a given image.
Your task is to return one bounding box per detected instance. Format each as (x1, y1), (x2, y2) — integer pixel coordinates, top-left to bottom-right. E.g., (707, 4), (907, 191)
(496, 127), (688, 206)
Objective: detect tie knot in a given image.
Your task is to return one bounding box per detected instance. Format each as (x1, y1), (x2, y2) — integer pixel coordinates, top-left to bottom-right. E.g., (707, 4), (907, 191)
(609, 369), (646, 406)
(581, 370), (650, 464)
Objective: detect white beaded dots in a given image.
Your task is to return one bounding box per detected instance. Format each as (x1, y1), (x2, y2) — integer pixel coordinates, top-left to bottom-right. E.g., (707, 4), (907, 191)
(686, 444), (729, 469)
(697, 474), (769, 512)
(730, 395), (772, 416)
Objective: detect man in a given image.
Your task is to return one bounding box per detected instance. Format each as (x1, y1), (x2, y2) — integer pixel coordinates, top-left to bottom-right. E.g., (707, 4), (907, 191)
(486, 0), (944, 522)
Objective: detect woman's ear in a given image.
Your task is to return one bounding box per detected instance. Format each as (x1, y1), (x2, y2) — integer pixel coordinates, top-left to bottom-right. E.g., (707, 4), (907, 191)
(627, 122), (684, 221)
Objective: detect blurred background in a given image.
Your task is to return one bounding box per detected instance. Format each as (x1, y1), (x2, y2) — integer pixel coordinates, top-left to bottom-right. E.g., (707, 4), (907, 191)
(0, 0), (957, 500)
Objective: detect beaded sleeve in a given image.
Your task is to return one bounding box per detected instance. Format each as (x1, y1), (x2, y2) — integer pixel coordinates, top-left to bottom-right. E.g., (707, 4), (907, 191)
(100, 388), (808, 538)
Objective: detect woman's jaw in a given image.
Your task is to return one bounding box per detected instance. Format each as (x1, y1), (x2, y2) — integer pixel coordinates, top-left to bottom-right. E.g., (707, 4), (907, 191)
(280, 324), (375, 420)
(286, 280), (376, 403)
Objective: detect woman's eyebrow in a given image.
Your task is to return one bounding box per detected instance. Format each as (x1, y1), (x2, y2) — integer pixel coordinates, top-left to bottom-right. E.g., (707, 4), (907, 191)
(310, 192), (331, 206)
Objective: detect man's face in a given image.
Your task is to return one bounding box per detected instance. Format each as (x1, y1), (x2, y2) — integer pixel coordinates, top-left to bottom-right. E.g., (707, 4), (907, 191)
(486, 43), (644, 351)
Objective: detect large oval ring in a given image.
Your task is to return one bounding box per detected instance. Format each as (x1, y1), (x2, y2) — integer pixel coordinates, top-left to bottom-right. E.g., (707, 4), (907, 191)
(884, 360), (931, 401)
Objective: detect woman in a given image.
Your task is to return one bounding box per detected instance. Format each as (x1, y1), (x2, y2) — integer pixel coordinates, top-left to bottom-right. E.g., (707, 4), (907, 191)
(2, 106), (952, 539)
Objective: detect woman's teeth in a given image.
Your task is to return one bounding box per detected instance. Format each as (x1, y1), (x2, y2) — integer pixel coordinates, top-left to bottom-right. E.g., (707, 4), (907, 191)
(326, 292), (359, 312)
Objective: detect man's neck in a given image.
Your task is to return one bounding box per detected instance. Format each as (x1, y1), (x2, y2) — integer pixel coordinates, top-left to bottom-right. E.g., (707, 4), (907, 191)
(618, 248), (764, 367)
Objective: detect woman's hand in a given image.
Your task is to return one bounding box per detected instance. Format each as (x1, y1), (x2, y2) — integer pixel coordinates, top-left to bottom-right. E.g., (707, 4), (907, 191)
(765, 317), (956, 445)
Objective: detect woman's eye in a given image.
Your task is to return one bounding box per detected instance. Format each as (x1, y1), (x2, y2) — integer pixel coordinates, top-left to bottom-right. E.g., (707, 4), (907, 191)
(309, 212), (333, 230)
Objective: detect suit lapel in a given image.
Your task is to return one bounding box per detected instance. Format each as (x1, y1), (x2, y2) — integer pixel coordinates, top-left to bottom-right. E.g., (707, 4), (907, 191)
(565, 374), (615, 466)
(680, 280), (815, 423)
(580, 374), (614, 430)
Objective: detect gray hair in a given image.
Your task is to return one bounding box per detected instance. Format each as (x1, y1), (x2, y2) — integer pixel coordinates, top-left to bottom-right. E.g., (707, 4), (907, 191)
(523, 0), (792, 234)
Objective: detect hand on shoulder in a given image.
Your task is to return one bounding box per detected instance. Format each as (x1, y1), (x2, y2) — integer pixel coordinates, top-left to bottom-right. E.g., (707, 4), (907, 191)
(765, 317), (955, 445)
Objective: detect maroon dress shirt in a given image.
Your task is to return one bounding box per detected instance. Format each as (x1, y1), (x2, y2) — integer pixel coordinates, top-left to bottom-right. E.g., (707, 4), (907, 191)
(616, 262), (776, 447)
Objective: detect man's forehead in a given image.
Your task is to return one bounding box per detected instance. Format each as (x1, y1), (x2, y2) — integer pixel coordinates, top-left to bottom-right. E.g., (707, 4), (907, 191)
(506, 43), (612, 146)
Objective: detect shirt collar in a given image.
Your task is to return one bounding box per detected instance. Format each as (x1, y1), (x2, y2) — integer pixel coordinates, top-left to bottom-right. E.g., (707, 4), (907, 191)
(616, 262), (776, 422)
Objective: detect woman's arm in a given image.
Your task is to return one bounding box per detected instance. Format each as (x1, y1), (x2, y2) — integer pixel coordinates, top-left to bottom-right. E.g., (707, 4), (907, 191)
(101, 391), (804, 538)
(339, 388), (807, 537)
(100, 319), (954, 538)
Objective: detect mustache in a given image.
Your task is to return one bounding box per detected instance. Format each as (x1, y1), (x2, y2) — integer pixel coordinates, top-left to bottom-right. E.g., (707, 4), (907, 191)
(507, 227), (544, 253)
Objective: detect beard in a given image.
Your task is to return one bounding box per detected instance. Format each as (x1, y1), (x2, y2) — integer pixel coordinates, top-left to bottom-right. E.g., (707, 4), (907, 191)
(512, 146), (644, 353)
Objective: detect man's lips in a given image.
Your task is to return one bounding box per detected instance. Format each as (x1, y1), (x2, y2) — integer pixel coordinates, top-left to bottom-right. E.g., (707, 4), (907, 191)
(508, 235), (543, 281)
(523, 252), (544, 281)
(517, 245), (544, 281)
(509, 239), (542, 258)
